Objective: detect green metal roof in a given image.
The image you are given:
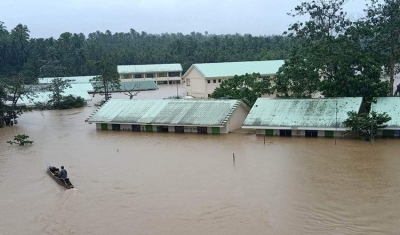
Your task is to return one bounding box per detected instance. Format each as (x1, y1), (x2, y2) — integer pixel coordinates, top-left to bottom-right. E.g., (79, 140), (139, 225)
(119, 81), (158, 91)
(186, 60), (284, 78)
(86, 99), (243, 126)
(371, 97), (400, 129)
(39, 76), (98, 84)
(117, 64), (182, 74)
(9, 90), (91, 107)
(242, 97), (363, 130)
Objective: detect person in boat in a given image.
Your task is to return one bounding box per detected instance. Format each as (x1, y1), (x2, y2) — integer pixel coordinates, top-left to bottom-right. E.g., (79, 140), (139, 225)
(59, 166), (68, 179)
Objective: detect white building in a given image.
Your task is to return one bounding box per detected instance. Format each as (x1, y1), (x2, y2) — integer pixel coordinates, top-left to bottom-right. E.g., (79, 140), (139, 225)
(117, 64), (183, 85)
(182, 60), (284, 98)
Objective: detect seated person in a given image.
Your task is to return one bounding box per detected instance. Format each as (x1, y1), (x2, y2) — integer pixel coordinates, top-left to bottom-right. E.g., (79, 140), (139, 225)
(59, 166), (68, 179)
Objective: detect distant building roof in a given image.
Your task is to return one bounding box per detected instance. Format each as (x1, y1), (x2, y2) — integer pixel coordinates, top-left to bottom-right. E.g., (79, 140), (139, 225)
(9, 90), (91, 107)
(371, 97), (400, 129)
(38, 76), (98, 84)
(117, 64), (183, 74)
(242, 97), (363, 130)
(119, 81), (158, 91)
(86, 99), (243, 127)
(184, 60), (284, 78)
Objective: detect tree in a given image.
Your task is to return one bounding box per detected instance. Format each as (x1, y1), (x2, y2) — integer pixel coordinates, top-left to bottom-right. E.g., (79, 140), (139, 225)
(276, 0), (389, 109)
(343, 110), (391, 140)
(46, 77), (73, 109)
(7, 134), (34, 145)
(210, 73), (272, 107)
(90, 61), (120, 104)
(365, 0), (400, 96)
(0, 75), (33, 127)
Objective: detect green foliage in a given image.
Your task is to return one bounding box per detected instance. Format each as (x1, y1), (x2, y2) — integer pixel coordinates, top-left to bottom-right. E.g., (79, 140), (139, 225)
(210, 73), (272, 107)
(275, 0), (392, 109)
(7, 134), (34, 145)
(46, 77), (73, 109)
(343, 111), (392, 140)
(365, 0), (400, 96)
(90, 61), (120, 104)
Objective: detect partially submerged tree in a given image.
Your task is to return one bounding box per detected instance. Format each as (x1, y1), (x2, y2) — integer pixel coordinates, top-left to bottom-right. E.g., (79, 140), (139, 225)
(0, 75), (34, 127)
(90, 61), (120, 105)
(7, 134), (34, 145)
(343, 111), (391, 140)
(211, 73), (273, 107)
(46, 77), (73, 109)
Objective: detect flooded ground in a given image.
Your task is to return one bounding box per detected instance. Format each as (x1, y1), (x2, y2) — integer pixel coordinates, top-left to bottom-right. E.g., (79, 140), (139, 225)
(1, 85), (400, 235)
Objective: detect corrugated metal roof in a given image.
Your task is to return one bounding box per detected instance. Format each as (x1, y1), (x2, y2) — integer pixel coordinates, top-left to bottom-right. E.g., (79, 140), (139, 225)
(86, 99), (242, 126)
(119, 81), (158, 91)
(242, 97), (363, 130)
(188, 60), (284, 78)
(117, 64), (183, 74)
(371, 97), (400, 129)
(38, 76), (98, 84)
(9, 90), (91, 107)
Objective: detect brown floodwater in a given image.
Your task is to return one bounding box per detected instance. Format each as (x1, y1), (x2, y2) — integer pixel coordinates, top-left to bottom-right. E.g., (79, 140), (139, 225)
(1, 85), (400, 235)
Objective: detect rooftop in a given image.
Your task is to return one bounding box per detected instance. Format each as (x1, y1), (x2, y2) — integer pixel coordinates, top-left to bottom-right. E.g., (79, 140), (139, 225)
(242, 97), (363, 130)
(117, 64), (183, 74)
(86, 99), (243, 126)
(371, 97), (400, 129)
(185, 60), (284, 78)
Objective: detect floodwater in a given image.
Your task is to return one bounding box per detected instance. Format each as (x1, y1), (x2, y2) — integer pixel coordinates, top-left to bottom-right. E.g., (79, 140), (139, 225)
(1, 85), (400, 235)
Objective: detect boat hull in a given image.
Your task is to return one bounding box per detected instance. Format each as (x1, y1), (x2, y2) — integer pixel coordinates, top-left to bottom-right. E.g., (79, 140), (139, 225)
(47, 166), (74, 189)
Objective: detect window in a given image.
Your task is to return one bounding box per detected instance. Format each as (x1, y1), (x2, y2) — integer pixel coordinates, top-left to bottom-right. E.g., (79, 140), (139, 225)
(197, 126), (208, 134)
(134, 74), (142, 78)
(123, 74), (131, 79)
(207, 80), (210, 84)
(186, 79), (190, 86)
(279, 130), (291, 137)
(218, 79), (221, 83)
(131, 125), (141, 132)
(157, 126), (169, 133)
(146, 73), (154, 78)
(158, 72), (167, 77)
(175, 126), (184, 133)
(168, 72), (180, 77)
(213, 80), (216, 83)
(112, 124), (121, 131)
(305, 130), (318, 137)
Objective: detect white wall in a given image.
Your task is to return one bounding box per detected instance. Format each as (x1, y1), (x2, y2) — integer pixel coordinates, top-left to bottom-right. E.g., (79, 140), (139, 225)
(226, 104), (249, 133)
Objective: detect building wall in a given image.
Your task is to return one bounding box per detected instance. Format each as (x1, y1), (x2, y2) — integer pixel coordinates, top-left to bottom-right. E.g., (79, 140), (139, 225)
(120, 71), (182, 84)
(185, 68), (207, 98)
(95, 123), (227, 134)
(184, 69), (277, 98)
(226, 105), (249, 133)
(255, 128), (346, 137)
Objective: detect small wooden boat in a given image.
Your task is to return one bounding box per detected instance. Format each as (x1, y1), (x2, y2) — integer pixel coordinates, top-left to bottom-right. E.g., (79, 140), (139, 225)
(47, 166), (74, 189)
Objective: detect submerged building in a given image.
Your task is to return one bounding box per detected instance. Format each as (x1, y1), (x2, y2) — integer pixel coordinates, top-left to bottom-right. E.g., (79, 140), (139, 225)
(242, 97), (363, 137)
(371, 97), (400, 138)
(182, 60), (284, 98)
(86, 99), (249, 134)
(117, 64), (183, 85)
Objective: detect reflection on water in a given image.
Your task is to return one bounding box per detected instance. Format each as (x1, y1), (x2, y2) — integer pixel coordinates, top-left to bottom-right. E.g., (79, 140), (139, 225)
(1, 85), (400, 235)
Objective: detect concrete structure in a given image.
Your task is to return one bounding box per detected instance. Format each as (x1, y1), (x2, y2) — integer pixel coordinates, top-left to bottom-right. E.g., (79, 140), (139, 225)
(182, 60), (284, 98)
(117, 64), (183, 85)
(38, 75), (98, 84)
(86, 99), (249, 134)
(242, 97), (363, 137)
(371, 97), (400, 138)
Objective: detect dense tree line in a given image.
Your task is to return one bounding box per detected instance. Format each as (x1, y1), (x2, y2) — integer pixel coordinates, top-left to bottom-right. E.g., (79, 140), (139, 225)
(0, 22), (293, 80)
